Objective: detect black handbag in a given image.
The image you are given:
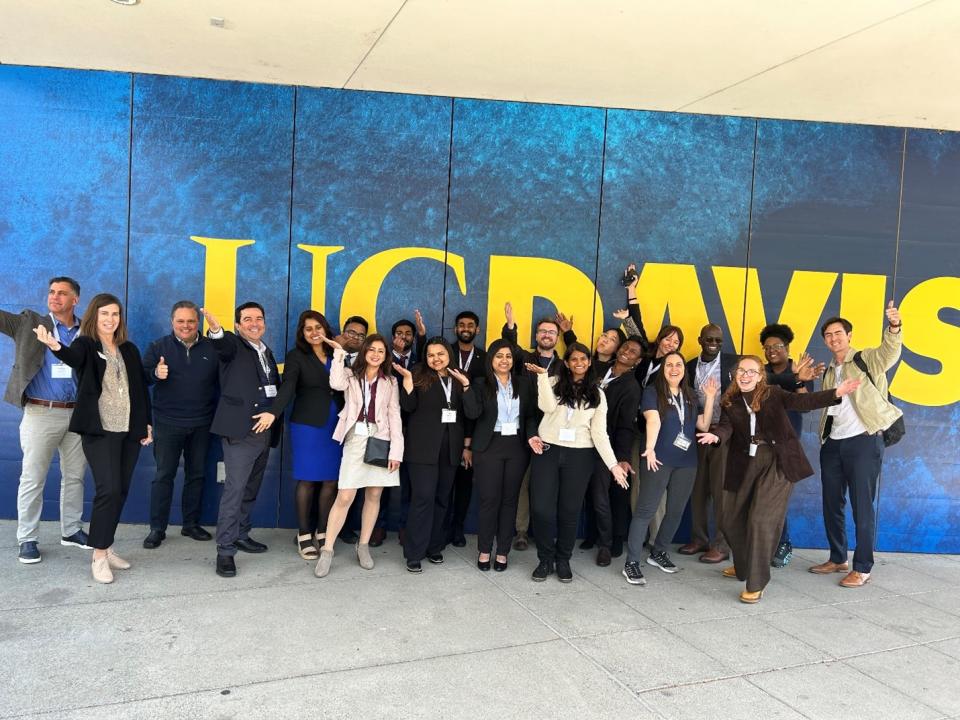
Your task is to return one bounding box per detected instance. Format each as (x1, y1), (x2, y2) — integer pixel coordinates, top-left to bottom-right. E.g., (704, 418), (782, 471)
(852, 352), (906, 447)
(363, 435), (391, 468)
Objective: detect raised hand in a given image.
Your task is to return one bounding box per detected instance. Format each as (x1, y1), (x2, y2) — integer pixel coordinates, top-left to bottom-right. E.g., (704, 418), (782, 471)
(392, 335), (407, 354)
(641, 448), (662, 472)
(251, 411), (276, 434)
(504, 302), (515, 329)
(414, 309), (427, 336)
(625, 263), (639, 290)
(448, 368), (471, 387)
(885, 300), (902, 327)
(524, 362), (547, 375)
(835, 379), (862, 397)
(33, 325), (61, 351)
(794, 353), (825, 382)
(200, 307), (221, 333)
(391, 362), (413, 379)
(554, 312), (573, 333)
(697, 432), (720, 445)
(321, 335), (343, 351)
(155, 355), (169, 380)
(703, 376), (720, 398)
(612, 308), (630, 320)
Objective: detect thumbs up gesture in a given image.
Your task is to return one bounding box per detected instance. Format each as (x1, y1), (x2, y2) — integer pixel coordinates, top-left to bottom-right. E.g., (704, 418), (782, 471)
(155, 355), (169, 380)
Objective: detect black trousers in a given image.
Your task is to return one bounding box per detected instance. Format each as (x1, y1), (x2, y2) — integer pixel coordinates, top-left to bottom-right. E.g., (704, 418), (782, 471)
(150, 420), (211, 532)
(82, 431), (142, 549)
(404, 434), (457, 561)
(474, 433), (529, 554)
(820, 433), (884, 573)
(530, 445), (595, 563)
(443, 464), (474, 540)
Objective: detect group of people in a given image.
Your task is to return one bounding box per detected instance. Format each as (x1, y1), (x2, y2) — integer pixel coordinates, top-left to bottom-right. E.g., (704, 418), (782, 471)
(3, 266), (904, 603)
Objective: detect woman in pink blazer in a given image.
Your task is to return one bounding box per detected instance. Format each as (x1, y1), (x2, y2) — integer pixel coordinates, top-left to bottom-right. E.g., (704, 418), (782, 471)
(315, 333), (404, 577)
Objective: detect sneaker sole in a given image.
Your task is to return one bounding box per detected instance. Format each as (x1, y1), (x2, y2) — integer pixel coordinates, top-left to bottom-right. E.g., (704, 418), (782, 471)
(18, 556), (42, 564)
(621, 570), (646, 586)
(61, 539), (92, 549)
(557, 576), (573, 583)
(646, 557), (679, 574)
(531, 574), (549, 582)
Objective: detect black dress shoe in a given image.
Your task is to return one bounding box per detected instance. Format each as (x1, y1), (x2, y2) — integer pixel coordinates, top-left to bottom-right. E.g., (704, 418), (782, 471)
(477, 554), (491, 571)
(181, 526), (212, 541)
(339, 529), (359, 544)
(406, 560), (422, 573)
(216, 555), (237, 577)
(451, 526), (467, 547)
(532, 560), (554, 581)
(235, 537), (268, 553)
(427, 553), (444, 564)
(494, 558), (508, 572)
(556, 559), (573, 583)
(610, 538), (624, 558)
(142, 530), (165, 549)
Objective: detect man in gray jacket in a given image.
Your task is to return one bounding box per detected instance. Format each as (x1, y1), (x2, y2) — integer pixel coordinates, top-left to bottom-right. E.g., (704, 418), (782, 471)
(1, 277), (89, 563)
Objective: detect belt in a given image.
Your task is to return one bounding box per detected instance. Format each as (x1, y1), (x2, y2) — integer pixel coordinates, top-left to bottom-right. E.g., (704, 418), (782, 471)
(26, 398), (76, 409)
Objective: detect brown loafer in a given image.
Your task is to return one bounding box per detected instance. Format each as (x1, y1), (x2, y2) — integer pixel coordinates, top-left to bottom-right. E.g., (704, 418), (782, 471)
(839, 570), (871, 588)
(722, 565), (739, 579)
(809, 560), (849, 574)
(699, 548), (729, 564)
(677, 542), (708, 556)
(596, 546), (611, 567)
(739, 589), (763, 604)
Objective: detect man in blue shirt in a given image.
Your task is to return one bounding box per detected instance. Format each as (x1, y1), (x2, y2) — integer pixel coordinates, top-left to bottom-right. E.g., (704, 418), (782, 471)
(0, 277), (89, 563)
(141, 301), (220, 549)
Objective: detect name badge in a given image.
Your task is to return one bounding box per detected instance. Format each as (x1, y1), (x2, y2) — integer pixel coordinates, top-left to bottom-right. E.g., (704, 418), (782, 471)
(51, 363), (72, 379)
(673, 433), (692, 451)
(500, 421), (518, 436)
(441, 409), (457, 424)
(263, 384), (278, 398)
(749, 443), (758, 457)
(354, 421), (370, 437)
(559, 427), (576, 442)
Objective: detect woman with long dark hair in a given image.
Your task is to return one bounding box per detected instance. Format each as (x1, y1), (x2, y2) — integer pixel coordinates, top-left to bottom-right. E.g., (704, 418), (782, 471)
(314, 333), (403, 578)
(463, 339), (537, 571)
(525, 342), (629, 583)
(34, 293), (153, 584)
(698, 355), (859, 603)
(267, 310), (344, 560)
(393, 337), (471, 573)
(622, 351), (717, 585)
(634, 325), (684, 390)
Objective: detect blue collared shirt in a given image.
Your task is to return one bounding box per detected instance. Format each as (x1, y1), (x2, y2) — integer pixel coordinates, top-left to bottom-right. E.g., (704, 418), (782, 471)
(25, 316), (80, 402)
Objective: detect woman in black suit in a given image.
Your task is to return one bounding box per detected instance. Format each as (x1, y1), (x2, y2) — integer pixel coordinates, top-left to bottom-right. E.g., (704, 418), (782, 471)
(34, 293), (152, 584)
(394, 337), (471, 572)
(462, 339), (537, 571)
(266, 310), (344, 560)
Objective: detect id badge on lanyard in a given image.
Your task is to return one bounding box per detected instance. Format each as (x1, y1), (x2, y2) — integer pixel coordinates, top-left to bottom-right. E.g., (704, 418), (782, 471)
(263, 384), (277, 398)
(49, 315), (73, 379)
(671, 393), (691, 450)
(559, 405), (577, 442)
(440, 378), (457, 423)
(745, 399), (758, 456)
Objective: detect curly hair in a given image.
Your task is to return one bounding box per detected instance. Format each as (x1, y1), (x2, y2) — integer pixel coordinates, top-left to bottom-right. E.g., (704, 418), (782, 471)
(720, 355), (770, 412)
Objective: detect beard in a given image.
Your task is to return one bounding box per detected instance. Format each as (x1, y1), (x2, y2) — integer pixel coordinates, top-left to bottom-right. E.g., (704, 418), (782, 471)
(457, 329), (476, 344)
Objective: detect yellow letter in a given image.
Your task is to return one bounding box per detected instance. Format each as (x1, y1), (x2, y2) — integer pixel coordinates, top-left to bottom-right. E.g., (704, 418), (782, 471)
(713, 267), (838, 356)
(486, 256), (603, 349)
(340, 248), (465, 334)
(296, 245), (344, 316)
(632, 263), (708, 358)
(839, 273), (887, 351)
(889, 276), (960, 406)
(190, 236), (255, 332)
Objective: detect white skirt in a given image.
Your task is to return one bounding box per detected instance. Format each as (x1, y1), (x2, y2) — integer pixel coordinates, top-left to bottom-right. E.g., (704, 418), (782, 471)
(337, 422), (400, 490)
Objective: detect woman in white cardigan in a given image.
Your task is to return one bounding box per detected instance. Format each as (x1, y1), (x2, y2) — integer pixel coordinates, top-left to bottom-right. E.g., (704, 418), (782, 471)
(526, 342), (630, 583)
(315, 333), (403, 577)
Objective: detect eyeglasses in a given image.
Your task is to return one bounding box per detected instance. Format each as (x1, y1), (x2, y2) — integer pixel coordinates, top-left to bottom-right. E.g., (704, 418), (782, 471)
(736, 368), (761, 377)
(763, 343), (786, 351)
(344, 330), (366, 340)
(537, 329), (558, 337)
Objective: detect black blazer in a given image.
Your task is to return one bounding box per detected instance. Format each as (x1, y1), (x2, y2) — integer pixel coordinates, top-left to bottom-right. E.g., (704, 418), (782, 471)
(462, 375), (538, 453)
(272, 347), (344, 427)
(451, 343), (487, 381)
(714, 387), (840, 489)
(208, 330), (283, 447)
(52, 336), (152, 440)
(685, 352), (738, 394)
(601, 372), (642, 462)
(399, 377), (468, 465)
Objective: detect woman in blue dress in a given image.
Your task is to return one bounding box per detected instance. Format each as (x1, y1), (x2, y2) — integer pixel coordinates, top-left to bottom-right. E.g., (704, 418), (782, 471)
(269, 310), (344, 559)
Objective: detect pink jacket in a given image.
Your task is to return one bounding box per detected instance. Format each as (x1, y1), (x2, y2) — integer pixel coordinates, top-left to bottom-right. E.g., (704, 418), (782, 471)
(329, 349), (404, 462)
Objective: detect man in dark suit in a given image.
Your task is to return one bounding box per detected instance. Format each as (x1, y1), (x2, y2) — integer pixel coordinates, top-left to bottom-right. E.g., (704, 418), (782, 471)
(679, 323), (738, 563)
(203, 303), (282, 578)
(1, 276), (89, 563)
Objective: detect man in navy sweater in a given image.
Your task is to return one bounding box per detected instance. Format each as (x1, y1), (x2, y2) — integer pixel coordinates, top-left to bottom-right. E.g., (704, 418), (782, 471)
(142, 301), (220, 549)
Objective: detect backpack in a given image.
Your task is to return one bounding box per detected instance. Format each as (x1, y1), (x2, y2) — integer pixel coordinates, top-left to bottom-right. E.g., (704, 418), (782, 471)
(852, 351), (906, 447)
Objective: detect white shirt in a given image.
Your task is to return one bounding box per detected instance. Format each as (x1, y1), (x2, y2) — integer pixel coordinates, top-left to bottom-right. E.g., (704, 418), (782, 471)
(829, 364), (867, 439)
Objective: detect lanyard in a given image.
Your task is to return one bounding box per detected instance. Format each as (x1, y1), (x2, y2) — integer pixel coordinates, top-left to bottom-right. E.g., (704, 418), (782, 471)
(49, 313), (76, 346)
(696, 355), (721, 388)
(361, 378), (378, 421)
(670, 392), (686, 426)
(249, 340), (272, 378)
(459, 347), (475, 372)
(497, 378), (519, 422)
(439, 376), (453, 408)
(564, 404), (576, 425)
(600, 368), (615, 389)
(743, 398), (756, 437)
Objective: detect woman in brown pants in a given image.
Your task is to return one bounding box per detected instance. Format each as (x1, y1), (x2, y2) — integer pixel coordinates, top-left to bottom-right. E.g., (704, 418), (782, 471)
(697, 355), (859, 603)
